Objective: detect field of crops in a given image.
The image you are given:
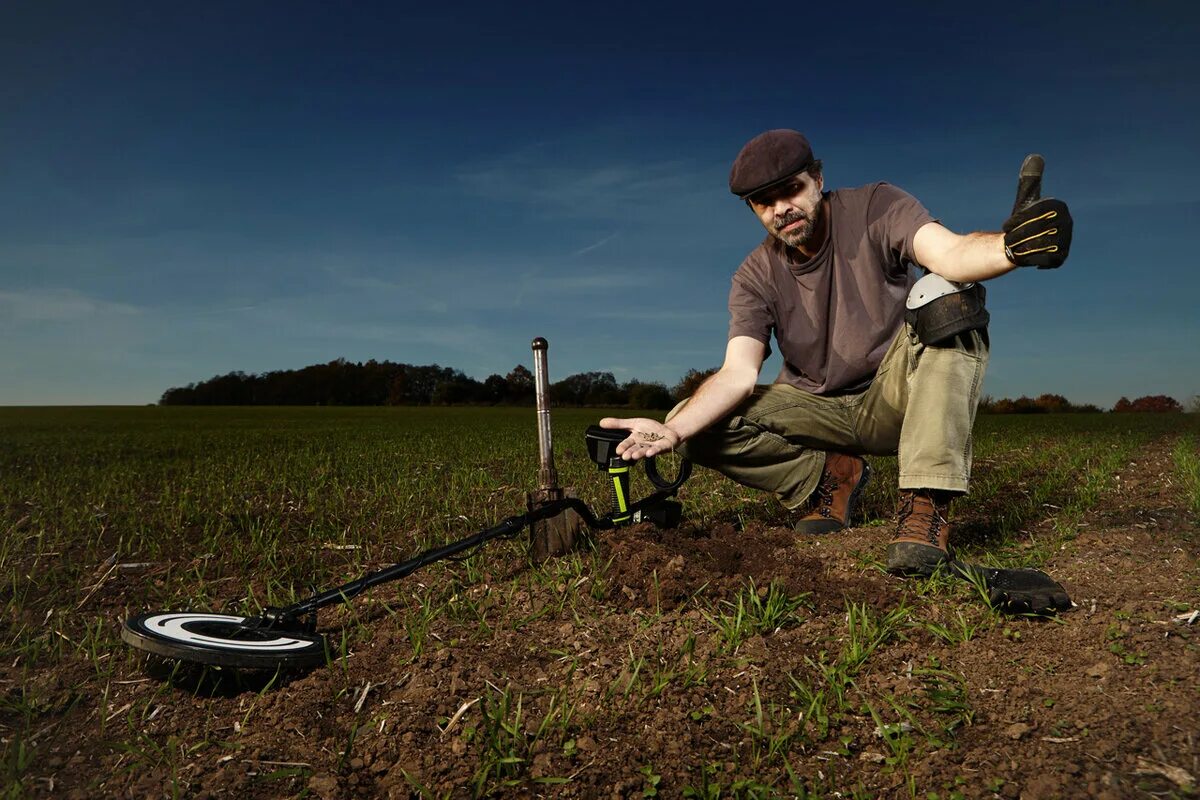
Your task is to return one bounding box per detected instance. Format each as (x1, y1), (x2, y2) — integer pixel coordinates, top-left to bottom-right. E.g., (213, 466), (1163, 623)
(2, 407), (1198, 798)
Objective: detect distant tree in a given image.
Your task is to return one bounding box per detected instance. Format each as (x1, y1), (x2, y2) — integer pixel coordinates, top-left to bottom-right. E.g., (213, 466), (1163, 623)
(980, 393), (1102, 414)
(160, 384), (197, 405)
(481, 374), (508, 405)
(988, 395), (1045, 414)
(387, 368), (408, 406)
(1113, 395), (1183, 413)
(431, 371), (481, 405)
(624, 381), (674, 410)
(548, 372), (623, 406)
(505, 365), (535, 405)
(1034, 394), (1072, 413)
(673, 368), (719, 402)
(585, 372), (623, 406)
(1188, 395), (1200, 414)
(185, 371), (254, 405)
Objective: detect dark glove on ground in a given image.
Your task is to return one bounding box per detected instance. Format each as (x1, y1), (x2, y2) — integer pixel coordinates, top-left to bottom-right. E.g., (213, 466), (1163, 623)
(1002, 198), (1073, 268)
(952, 561), (1072, 615)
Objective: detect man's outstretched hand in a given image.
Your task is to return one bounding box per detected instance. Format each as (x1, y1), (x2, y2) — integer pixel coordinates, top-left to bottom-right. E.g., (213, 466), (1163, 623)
(599, 417), (681, 461)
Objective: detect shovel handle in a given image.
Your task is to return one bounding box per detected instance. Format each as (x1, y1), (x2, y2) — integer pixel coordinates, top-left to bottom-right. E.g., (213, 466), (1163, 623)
(531, 337), (558, 490)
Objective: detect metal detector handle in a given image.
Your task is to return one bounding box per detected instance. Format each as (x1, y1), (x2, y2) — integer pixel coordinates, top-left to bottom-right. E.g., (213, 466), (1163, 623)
(607, 459), (633, 524)
(584, 424), (693, 492)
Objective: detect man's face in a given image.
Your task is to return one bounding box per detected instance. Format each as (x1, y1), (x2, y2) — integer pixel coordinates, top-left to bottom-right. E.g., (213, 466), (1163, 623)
(746, 171), (824, 249)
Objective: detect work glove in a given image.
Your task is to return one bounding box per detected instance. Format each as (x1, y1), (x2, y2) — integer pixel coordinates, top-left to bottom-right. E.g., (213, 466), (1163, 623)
(984, 566), (1072, 614)
(1003, 198), (1073, 268)
(952, 561), (1073, 615)
(1001, 153), (1073, 269)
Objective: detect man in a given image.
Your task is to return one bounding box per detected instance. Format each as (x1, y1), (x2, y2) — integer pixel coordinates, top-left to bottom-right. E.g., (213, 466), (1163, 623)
(602, 129), (1071, 576)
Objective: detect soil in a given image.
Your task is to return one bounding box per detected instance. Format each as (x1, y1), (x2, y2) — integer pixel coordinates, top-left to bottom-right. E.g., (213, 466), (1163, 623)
(8, 437), (1199, 799)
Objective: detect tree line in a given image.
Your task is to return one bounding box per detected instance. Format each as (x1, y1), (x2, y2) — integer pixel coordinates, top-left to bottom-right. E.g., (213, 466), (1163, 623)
(158, 360), (721, 409)
(978, 393), (1185, 414)
(159, 360), (1187, 413)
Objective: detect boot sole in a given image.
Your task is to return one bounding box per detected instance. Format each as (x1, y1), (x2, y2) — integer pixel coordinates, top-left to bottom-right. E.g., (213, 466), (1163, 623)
(794, 459), (872, 535)
(886, 541), (950, 577)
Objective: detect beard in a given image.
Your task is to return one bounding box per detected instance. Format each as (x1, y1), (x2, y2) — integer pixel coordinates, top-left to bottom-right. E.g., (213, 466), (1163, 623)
(772, 201), (822, 249)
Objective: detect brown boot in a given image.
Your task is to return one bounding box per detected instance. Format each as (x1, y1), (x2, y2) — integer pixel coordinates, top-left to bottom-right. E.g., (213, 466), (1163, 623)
(886, 490), (953, 576)
(793, 452), (871, 534)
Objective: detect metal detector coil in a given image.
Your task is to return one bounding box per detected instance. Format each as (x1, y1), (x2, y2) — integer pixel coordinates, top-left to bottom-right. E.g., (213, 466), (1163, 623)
(121, 612), (328, 669)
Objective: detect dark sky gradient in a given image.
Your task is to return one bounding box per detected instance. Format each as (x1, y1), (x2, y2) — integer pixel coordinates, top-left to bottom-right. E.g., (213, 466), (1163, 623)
(2, 2), (1198, 405)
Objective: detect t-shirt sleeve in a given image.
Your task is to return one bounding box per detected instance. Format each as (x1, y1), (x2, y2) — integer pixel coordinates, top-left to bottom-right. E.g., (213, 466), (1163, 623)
(727, 268), (774, 357)
(866, 183), (936, 276)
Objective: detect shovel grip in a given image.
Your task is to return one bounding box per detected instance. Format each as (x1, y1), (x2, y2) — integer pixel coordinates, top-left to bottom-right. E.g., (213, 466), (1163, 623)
(531, 337), (558, 490)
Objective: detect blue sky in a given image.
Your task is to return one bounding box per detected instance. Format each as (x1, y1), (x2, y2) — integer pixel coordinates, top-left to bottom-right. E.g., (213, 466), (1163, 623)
(2, 1), (1197, 407)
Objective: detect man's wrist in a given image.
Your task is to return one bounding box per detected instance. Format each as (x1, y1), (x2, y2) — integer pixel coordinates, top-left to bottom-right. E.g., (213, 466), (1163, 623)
(1003, 242), (1019, 267)
(663, 421), (687, 445)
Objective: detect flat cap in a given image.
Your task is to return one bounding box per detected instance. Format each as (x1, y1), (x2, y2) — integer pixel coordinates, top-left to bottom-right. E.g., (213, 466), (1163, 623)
(728, 129), (814, 198)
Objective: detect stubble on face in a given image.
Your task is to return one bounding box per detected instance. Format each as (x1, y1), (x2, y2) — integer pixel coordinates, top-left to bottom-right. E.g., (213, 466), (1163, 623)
(749, 175), (825, 252)
(770, 201), (823, 249)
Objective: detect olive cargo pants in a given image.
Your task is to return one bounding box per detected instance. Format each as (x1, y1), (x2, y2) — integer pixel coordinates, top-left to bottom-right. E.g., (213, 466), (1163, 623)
(669, 326), (989, 510)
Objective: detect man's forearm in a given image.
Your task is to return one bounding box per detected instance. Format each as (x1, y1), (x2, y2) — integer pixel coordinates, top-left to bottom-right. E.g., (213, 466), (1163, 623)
(666, 368), (756, 442)
(932, 232), (1015, 283)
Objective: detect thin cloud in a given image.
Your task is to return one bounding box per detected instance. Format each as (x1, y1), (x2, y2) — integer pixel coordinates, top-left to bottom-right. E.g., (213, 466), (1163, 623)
(455, 144), (708, 218)
(300, 319), (501, 360)
(583, 308), (726, 326)
(569, 232), (618, 259)
(325, 257), (671, 314)
(0, 288), (141, 323)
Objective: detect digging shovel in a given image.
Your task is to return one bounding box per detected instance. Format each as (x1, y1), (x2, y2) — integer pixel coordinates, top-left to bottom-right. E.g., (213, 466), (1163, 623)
(526, 337), (584, 561)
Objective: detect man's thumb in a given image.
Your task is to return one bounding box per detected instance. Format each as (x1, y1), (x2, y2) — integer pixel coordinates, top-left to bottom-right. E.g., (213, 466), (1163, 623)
(1012, 153), (1044, 215)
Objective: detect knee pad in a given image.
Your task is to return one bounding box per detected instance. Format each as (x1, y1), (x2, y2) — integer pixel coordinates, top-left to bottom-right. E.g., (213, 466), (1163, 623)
(904, 273), (990, 346)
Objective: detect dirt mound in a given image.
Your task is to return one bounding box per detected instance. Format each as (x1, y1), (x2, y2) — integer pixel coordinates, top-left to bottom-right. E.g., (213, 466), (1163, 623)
(601, 520), (893, 615)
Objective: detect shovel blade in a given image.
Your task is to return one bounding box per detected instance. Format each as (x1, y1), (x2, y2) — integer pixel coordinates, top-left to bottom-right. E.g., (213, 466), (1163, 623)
(528, 487), (585, 561)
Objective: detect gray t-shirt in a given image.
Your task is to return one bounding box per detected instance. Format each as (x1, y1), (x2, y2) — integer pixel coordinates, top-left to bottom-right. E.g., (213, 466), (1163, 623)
(728, 182), (934, 395)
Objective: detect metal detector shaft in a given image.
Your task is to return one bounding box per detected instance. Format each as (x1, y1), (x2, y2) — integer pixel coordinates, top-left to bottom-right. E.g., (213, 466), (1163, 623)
(268, 487), (682, 624)
(281, 500), (587, 619)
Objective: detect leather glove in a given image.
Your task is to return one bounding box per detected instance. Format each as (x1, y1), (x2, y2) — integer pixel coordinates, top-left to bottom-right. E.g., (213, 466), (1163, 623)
(952, 561), (1073, 615)
(986, 566), (1072, 614)
(1003, 198), (1073, 269)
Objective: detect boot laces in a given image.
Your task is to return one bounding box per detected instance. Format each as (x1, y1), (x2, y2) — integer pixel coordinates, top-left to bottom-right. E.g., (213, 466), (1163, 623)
(812, 471), (840, 518)
(899, 493), (946, 547)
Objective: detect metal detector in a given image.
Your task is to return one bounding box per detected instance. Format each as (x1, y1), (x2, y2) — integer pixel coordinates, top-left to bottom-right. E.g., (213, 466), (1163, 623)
(121, 425), (691, 671)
